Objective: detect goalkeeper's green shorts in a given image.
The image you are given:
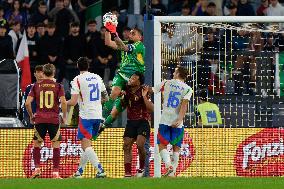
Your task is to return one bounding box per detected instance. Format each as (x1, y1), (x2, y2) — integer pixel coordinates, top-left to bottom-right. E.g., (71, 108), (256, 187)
(112, 73), (129, 90)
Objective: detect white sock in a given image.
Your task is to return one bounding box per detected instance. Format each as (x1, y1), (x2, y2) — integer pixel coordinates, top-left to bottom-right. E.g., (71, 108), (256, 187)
(172, 152), (179, 174)
(76, 150), (89, 175)
(85, 147), (103, 173)
(160, 149), (172, 168)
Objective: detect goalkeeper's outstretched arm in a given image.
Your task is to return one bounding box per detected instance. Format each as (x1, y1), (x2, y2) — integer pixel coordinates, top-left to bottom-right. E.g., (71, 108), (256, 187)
(105, 31), (118, 49)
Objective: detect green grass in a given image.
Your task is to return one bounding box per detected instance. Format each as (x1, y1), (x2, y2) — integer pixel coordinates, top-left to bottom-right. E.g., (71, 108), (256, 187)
(1, 177), (284, 189)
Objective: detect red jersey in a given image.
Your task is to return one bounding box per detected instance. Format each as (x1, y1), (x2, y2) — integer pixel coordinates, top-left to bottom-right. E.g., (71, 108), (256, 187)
(29, 79), (65, 124)
(124, 86), (151, 121)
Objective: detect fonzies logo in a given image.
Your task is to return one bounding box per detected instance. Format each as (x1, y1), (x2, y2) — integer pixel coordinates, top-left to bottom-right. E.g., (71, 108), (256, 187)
(131, 131), (195, 176)
(234, 128), (284, 176)
(22, 129), (82, 178)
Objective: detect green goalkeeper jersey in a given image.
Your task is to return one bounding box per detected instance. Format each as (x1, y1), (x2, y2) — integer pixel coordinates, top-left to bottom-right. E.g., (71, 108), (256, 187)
(118, 41), (145, 78)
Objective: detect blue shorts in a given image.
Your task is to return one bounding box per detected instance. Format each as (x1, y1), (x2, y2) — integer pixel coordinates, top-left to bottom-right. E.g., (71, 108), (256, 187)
(77, 118), (101, 140)
(157, 124), (184, 148)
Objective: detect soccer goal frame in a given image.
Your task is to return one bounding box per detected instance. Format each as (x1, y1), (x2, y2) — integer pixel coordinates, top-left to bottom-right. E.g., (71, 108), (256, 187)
(153, 16), (284, 178)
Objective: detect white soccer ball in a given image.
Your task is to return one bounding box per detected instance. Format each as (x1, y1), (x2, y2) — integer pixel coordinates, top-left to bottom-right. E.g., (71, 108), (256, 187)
(103, 12), (118, 27)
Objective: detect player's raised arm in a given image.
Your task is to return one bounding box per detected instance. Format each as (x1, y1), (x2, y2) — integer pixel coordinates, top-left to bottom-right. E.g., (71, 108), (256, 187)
(105, 31), (118, 50)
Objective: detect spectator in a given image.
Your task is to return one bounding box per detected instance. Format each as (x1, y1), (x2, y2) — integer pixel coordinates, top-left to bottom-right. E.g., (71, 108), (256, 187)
(63, 22), (86, 81)
(142, 0), (167, 16)
(5, 0), (27, 26)
(227, 3), (238, 16)
(180, 4), (191, 16)
(127, 0), (144, 30)
(267, 0), (284, 16)
(48, 0), (78, 39)
(0, 6), (8, 29)
(191, 0), (208, 16)
(91, 26), (115, 80)
(0, 24), (13, 60)
(223, 0), (238, 16)
(38, 22), (63, 79)
(29, 1), (48, 25)
(85, 19), (100, 61)
(8, 21), (22, 55)
(204, 2), (217, 16)
(195, 89), (222, 126)
(257, 0), (269, 16)
(36, 22), (45, 38)
(236, 0), (255, 16)
(25, 23), (39, 82)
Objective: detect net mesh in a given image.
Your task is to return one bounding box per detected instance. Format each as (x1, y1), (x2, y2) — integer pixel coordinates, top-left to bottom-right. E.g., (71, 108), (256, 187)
(159, 22), (284, 177)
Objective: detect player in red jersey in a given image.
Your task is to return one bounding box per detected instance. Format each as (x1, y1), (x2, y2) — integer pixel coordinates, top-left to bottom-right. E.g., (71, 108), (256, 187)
(25, 63), (67, 179)
(123, 72), (153, 177)
(101, 72), (153, 177)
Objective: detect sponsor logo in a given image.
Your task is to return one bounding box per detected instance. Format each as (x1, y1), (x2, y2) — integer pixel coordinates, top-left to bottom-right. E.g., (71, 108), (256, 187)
(234, 128), (284, 176)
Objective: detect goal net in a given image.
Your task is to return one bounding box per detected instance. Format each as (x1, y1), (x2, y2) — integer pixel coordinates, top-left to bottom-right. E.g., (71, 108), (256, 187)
(153, 16), (284, 177)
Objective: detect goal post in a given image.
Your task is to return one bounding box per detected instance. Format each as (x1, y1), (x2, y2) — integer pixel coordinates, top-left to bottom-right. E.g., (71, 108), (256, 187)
(153, 16), (284, 178)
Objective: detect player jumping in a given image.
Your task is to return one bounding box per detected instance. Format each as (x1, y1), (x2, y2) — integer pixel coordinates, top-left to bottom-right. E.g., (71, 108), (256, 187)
(103, 12), (145, 127)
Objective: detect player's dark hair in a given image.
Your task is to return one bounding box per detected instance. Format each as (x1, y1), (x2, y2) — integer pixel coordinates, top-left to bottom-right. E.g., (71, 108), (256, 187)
(176, 66), (188, 80)
(34, 65), (43, 73)
(43, 63), (55, 77)
(133, 72), (145, 85)
(46, 22), (56, 28)
(38, 0), (47, 6)
(133, 27), (143, 36)
(77, 57), (89, 71)
(70, 22), (80, 28)
(87, 19), (97, 25)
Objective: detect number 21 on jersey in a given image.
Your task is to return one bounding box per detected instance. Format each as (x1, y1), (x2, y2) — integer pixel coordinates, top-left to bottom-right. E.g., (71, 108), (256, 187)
(88, 83), (100, 101)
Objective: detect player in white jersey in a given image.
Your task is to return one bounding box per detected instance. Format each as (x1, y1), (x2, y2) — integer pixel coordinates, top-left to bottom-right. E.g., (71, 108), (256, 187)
(153, 66), (192, 177)
(67, 57), (109, 178)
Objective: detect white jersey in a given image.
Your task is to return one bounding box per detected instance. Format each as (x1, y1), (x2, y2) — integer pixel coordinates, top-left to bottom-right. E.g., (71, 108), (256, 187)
(71, 72), (107, 119)
(154, 79), (192, 128)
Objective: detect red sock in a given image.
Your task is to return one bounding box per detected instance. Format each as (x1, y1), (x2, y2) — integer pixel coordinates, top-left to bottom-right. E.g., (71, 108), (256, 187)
(53, 148), (60, 172)
(124, 163), (132, 175)
(33, 147), (41, 168)
(139, 158), (145, 170)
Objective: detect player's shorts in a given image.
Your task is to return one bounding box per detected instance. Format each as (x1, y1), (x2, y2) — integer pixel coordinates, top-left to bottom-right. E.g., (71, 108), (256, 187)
(33, 124), (61, 142)
(112, 73), (129, 90)
(157, 124), (184, 148)
(124, 120), (150, 139)
(77, 117), (101, 140)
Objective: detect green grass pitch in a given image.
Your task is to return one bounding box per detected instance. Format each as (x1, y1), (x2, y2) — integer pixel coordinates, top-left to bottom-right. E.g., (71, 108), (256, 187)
(1, 177), (284, 189)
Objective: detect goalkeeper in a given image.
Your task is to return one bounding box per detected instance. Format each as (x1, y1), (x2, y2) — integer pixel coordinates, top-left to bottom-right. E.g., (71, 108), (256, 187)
(102, 13), (145, 127)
